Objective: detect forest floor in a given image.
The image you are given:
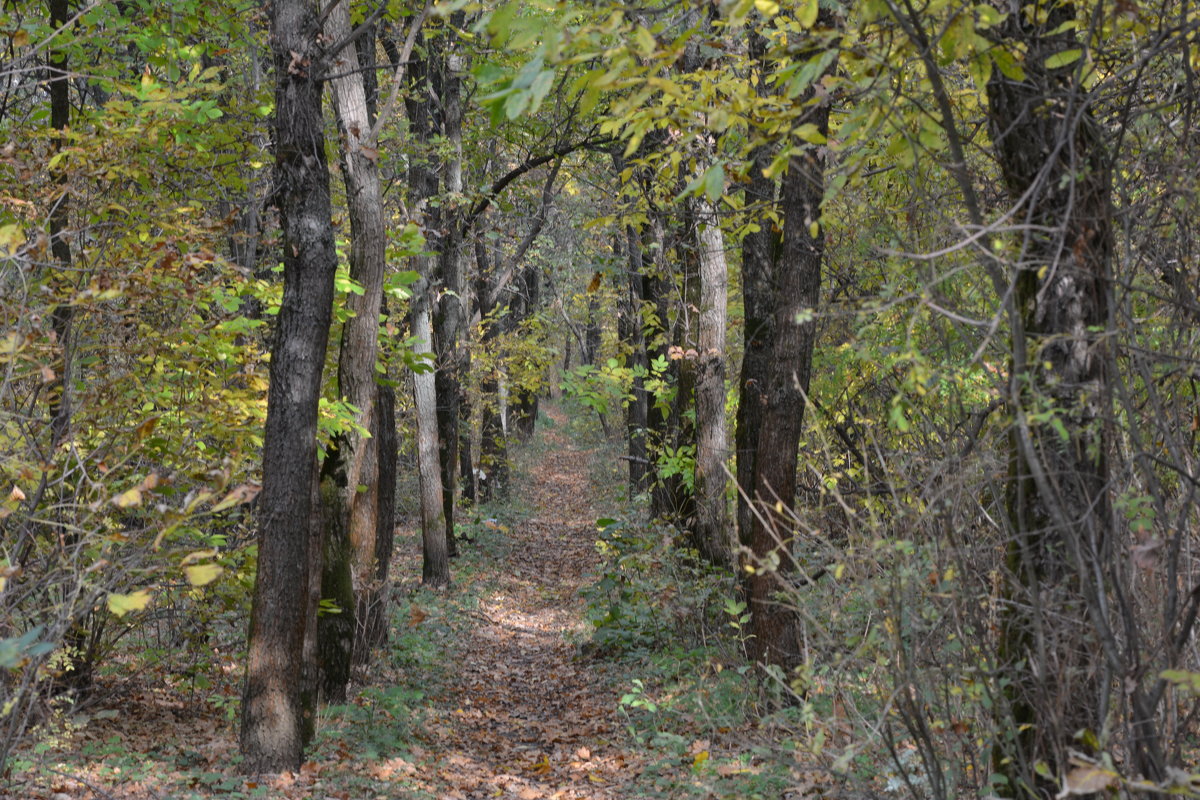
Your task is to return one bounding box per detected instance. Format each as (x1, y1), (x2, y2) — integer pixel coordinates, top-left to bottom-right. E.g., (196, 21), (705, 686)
(7, 402), (824, 800)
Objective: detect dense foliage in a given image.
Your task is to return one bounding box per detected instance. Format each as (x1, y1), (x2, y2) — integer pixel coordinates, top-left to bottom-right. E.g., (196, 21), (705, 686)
(1, 0), (1198, 796)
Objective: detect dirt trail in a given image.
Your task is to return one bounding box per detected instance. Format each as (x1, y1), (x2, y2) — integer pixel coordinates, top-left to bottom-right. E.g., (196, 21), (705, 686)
(418, 405), (639, 799)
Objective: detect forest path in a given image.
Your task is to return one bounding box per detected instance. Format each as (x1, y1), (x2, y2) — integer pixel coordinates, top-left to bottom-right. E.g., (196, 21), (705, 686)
(415, 404), (639, 799)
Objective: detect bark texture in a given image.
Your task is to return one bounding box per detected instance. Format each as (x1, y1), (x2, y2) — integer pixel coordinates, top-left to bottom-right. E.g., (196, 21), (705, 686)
(413, 279), (450, 587)
(434, 40), (467, 558)
(987, 5), (1113, 793)
(240, 0), (338, 772)
(736, 28), (779, 547)
(691, 197), (732, 567)
(746, 89), (832, 672)
(621, 227), (650, 496)
(317, 0), (389, 701)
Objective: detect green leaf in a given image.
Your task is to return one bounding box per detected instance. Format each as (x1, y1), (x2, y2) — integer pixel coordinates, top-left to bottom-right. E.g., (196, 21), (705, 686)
(1044, 49), (1082, 69)
(703, 163), (725, 203)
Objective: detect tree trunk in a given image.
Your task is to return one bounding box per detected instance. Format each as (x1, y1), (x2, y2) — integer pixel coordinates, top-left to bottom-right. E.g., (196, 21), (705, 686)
(457, 366), (476, 507)
(475, 237), (510, 502)
(987, 7), (1112, 793)
(316, 0), (390, 701)
(736, 29), (779, 548)
(241, 0), (338, 772)
(363, 380), (397, 655)
(746, 94), (832, 673)
(413, 278), (450, 587)
(691, 197), (732, 567)
(434, 41), (466, 559)
(621, 227), (650, 496)
(47, 0), (72, 450)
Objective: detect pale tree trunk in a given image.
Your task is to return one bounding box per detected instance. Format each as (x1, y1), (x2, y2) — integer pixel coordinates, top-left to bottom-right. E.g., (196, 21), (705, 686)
(413, 278), (450, 587)
(313, 0), (388, 703)
(241, 0), (338, 773)
(690, 197), (732, 567)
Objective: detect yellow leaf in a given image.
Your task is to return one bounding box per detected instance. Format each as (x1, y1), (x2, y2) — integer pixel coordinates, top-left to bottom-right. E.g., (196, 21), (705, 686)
(754, 0), (780, 15)
(107, 589), (152, 617)
(113, 487), (142, 508)
(12, 30), (29, 48)
(185, 563), (222, 587)
(693, 750), (710, 769)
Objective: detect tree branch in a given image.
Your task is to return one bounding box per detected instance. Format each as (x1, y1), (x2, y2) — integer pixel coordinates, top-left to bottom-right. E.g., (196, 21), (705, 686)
(461, 136), (610, 237)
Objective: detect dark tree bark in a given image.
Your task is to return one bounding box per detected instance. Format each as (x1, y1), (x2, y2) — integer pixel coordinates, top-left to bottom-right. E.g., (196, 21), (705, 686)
(476, 237), (509, 502)
(241, 0), (338, 773)
(987, 6), (1113, 793)
(433, 24), (467, 558)
(507, 261), (541, 441)
(582, 295), (601, 366)
(457, 367), (476, 507)
(746, 73), (833, 672)
(736, 28), (780, 547)
(47, 0), (73, 459)
(362, 380), (397, 655)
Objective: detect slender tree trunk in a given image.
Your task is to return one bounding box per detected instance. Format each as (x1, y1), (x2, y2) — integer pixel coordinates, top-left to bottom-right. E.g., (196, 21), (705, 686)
(746, 87), (832, 672)
(316, 0), (391, 702)
(691, 197), (732, 567)
(47, 0), (72, 458)
(987, 7), (1113, 793)
(583, 296), (601, 366)
(413, 278), (450, 587)
(434, 31), (467, 558)
(477, 235), (509, 502)
(241, 0), (338, 772)
(361, 379), (396, 654)
(42, 0), (84, 696)
(458, 365), (476, 507)
(405, 53), (450, 583)
(622, 227), (650, 496)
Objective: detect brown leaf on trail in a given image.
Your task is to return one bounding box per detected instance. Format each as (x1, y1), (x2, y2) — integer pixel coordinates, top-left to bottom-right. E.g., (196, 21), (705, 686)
(408, 604), (428, 627)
